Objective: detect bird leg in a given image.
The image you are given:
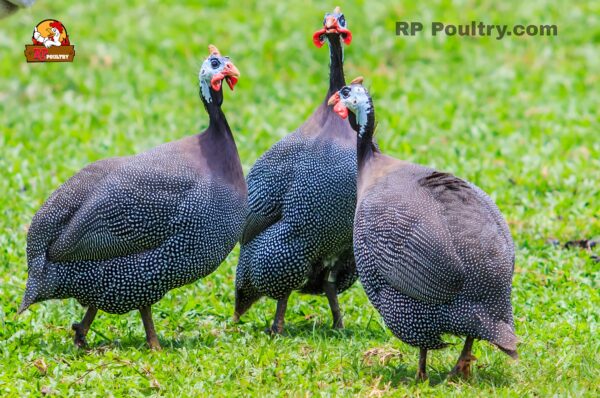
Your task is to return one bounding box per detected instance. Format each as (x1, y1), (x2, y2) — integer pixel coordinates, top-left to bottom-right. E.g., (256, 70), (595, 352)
(139, 306), (161, 350)
(266, 293), (290, 335)
(323, 271), (343, 329)
(449, 336), (477, 378)
(416, 347), (428, 381)
(72, 306), (98, 348)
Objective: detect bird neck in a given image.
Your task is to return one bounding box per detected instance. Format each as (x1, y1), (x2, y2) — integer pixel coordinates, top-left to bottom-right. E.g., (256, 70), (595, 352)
(208, 106), (231, 136)
(199, 85), (229, 134)
(205, 98), (234, 144)
(198, 86), (245, 191)
(352, 103), (378, 170)
(326, 34), (346, 97)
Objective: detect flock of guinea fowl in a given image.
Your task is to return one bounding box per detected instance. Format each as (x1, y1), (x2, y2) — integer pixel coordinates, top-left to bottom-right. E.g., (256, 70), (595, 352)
(19, 7), (517, 381)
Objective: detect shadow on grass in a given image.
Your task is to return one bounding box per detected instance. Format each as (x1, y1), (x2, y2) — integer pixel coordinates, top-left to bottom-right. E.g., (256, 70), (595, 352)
(365, 362), (513, 388)
(15, 323), (516, 392)
(43, 318), (382, 353)
(364, 359), (514, 389)
(89, 331), (225, 351)
(261, 318), (388, 341)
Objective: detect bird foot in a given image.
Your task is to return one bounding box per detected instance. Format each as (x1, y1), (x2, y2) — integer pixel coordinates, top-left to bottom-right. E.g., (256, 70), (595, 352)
(71, 322), (87, 348)
(146, 337), (162, 351)
(264, 325), (284, 336)
(332, 319), (344, 330)
(449, 354), (477, 379)
(416, 369), (428, 382)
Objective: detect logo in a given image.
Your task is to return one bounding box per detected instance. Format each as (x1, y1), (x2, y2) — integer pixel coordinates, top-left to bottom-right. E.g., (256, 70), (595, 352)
(24, 20), (75, 62)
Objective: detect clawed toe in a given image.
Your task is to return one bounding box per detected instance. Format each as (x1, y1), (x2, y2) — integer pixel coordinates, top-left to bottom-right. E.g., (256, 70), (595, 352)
(416, 369), (428, 382)
(71, 323), (87, 348)
(448, 354), (477, 379)
(332, 319), (344, 329)
(264, 325), (283, 335)
(147, 339), (162, 351)
(448, 336), (477, 379)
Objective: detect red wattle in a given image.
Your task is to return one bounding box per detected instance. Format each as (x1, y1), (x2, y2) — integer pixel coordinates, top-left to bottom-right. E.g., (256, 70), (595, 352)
(338, 27), (352, 45)
(226, 76), (238, 91)
(211, 73), (224, 91)
(312, 28), (326, 48)
(333, 102), (348, 119)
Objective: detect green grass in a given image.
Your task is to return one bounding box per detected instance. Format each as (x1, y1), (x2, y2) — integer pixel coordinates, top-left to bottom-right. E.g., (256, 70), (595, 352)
(1, 0), (599, 396)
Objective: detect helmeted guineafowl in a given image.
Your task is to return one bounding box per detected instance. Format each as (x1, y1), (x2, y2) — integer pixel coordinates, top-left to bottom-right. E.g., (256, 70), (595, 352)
(328, 77), (518, 380)
(18, 45), (246, 350)
(234, 7), (358, 333)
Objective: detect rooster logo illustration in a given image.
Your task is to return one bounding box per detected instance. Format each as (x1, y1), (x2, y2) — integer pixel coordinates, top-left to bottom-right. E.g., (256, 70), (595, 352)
(25, 19), (75, 62)
(32, 19), (70, 47)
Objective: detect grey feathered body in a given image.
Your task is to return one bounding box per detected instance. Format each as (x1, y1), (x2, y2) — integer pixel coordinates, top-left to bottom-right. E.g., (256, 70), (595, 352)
(354, 156), (516, 353)
(237, 104), (358, 301)
(24, 135), (246, 314)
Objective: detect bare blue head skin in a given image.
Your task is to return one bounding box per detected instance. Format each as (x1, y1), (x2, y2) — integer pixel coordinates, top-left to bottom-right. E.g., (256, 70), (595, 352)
(328, 77), (379, 165)
(198, 44), (240, 107)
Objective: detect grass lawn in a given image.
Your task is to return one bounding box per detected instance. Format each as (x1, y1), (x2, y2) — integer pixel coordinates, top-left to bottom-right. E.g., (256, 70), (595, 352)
(0, 0), (598, 396)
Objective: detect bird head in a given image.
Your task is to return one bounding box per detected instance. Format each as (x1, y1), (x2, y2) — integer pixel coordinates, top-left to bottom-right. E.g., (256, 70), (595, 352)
(313, 6), (352, 48)
(328, 76), (373, 136)
(49, 20), (64, 33)
(198, 44), (240, 103)
(46, 20), (67, 43)
(233, 265), (262, 322)
(17, 264), (60, 315)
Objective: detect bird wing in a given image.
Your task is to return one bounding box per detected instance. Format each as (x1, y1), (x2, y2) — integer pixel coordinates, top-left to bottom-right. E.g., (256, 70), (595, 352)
(240, 210), (281, 245)
(419, 171), (515, 274)
(240, 137), (300, 244)
(27, 157), (125, 260)
(356, 186), (466, 304)
(44, 160), (196, 262)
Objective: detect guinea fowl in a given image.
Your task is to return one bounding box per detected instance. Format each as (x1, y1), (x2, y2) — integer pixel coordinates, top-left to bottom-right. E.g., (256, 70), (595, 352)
(18, 45), (246, 350)
(328, 78), (518, 380)
(234, 7), (358, 334)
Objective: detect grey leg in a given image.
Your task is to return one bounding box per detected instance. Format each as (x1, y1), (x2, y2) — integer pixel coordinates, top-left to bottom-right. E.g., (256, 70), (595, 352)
(417, 347), (428, 381)
(266, 292), (290, 335)
(449, 336), (476, 378)
(72, 306), (98, 348)
(140, 306), (161, 350)
(324, 271), (343, 329)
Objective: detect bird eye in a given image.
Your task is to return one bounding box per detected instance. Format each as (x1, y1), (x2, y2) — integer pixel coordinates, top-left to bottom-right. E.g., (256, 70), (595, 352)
(210, 59), (220, 68)
(341, 87), (351, 98)
(338, 15), (346, 27)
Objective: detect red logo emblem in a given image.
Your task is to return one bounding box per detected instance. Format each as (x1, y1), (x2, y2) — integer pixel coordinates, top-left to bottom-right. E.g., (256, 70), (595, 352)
(24, 19), (75, 62)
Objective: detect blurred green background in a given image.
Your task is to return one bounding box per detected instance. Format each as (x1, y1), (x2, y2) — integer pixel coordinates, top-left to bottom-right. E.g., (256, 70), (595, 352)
(0, 0), (598, 396)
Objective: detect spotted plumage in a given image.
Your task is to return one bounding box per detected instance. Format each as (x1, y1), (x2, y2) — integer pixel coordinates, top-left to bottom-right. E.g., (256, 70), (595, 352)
(234, 8), (358, 333)
(19, 46), (246, 349)
(329, 79), (517, 380)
